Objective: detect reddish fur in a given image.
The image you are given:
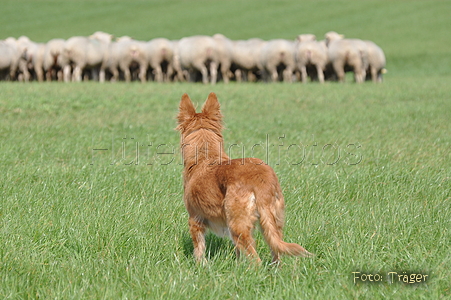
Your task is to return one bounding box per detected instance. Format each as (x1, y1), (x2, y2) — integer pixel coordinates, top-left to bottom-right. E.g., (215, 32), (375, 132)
(176, 92), (313, 264)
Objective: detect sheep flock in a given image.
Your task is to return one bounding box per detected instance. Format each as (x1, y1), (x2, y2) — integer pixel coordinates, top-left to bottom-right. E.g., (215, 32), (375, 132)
(0, 31), (386, 84)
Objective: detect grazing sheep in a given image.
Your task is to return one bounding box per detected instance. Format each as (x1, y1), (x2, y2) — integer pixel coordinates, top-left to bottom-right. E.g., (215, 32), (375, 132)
(43, 39), (65, 81)
(260, 39), (296, 82)
(60, 31), (113, 82)
(17, 37), (46, 82)
(0, 38), (20, 80)
(115, 38), (148, 83)
(364, 40), (386, 83)
(294, 34), (329, 83)
(6, 36), (46, 82)
(144, 38), (175, 82)
(98, 36), (131, 82)
(231, 38), (267, 82)
(9, 36), (32, 81)
(169, 40), (186, 82)
(325, 31), (369, 83)
(213, 33), (234, 83)
(175, 35), (219, 84)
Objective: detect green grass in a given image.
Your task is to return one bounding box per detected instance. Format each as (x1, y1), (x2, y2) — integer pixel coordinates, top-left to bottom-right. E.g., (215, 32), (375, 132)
(2, 80), (450, 298)
(1, 0), (451, 299)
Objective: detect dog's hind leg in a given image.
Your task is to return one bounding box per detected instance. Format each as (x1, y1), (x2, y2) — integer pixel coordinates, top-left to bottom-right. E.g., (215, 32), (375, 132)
(224, 190), (261, 263)
(189, 216), (207, 263)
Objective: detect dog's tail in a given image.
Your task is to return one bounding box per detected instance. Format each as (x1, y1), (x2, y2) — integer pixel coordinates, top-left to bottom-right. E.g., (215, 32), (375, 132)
(256, 188), (313, 262)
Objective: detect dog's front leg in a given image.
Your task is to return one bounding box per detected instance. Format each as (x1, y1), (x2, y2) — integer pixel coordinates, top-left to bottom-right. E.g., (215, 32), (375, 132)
(188, 216), (207, 263)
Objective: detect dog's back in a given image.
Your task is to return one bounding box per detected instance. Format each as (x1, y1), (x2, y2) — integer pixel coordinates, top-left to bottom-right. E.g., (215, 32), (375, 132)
(177, 92), (313, 264)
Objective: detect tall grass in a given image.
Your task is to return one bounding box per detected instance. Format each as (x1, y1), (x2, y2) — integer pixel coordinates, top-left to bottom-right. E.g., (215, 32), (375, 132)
(1, 0), (451, 298)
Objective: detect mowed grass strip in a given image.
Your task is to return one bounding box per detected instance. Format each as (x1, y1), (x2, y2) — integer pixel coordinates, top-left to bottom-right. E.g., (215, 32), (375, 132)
(1, 78), (450, 298)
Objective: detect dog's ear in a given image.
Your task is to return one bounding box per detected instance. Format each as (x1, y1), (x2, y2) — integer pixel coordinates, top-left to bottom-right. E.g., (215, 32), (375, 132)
(202, 92), (222, 119)
(178, 93), (196, 124)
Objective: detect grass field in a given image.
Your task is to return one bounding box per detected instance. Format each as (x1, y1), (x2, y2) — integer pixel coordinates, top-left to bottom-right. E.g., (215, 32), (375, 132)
(1, 0), (451, 299)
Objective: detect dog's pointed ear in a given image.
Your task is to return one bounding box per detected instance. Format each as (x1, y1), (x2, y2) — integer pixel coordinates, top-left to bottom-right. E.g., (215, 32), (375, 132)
(178, 93), (196, 124)
(202, 92), (221, 118)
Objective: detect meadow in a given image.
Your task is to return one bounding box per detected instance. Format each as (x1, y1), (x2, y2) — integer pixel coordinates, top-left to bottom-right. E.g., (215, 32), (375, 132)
(1, 0), (451, 299)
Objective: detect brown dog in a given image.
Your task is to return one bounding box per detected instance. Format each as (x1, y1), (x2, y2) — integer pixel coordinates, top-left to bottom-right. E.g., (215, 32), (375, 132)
(176, 92), (313, 264)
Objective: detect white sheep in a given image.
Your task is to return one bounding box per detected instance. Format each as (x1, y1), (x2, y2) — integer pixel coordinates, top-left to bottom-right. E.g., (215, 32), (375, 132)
(60, 31), (113, 82)
(0, 38), (20, 80)
(175, 35), (220, 84)
(43, 39), (65, 81)
(231, 38), (267, 82)
(213, 33), (234, 83)
(144, 38), (176, 83)
(325, 31), (369, 83)
(260, 39), (296, 82)
(364, 40), (386, 83)
(294, 34), (329, 83)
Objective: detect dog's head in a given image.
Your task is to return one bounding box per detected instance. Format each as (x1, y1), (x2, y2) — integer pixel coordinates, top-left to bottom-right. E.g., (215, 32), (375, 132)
(176, 93), (223, 138)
